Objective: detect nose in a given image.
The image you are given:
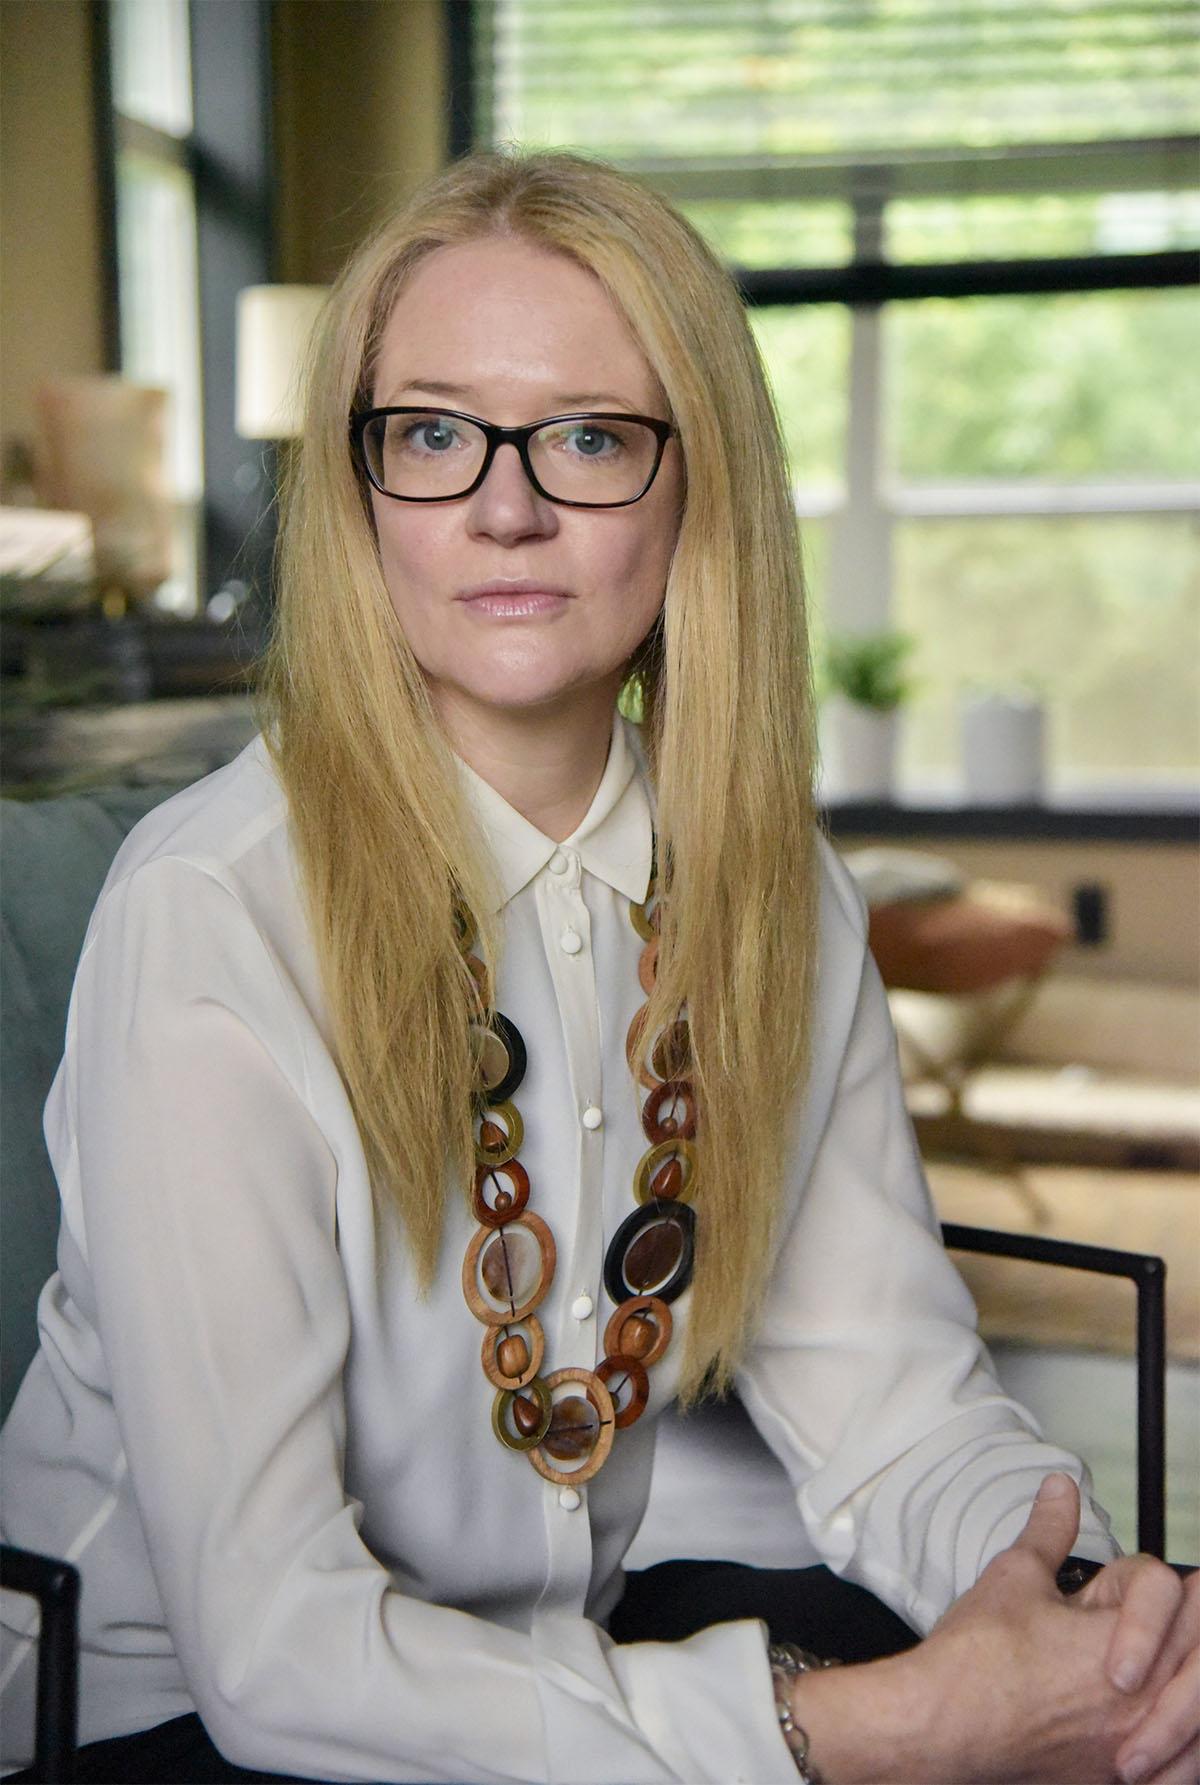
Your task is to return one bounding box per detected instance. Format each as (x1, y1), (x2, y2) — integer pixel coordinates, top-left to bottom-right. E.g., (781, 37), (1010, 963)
(465, 441), (558, 546)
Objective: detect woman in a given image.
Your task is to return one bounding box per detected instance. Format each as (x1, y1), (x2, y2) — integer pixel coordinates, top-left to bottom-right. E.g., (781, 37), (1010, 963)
(1, 150), (1195, 1784)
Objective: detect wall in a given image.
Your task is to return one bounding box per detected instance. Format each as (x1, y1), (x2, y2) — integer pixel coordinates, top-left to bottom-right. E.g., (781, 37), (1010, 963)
(0, 0), (107, 460)
(272, 0), (448, 287)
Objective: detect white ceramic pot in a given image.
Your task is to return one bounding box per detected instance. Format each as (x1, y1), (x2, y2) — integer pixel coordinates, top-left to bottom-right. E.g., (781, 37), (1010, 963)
(961, 693), (1045, 804)
(820, 696), (899, 802)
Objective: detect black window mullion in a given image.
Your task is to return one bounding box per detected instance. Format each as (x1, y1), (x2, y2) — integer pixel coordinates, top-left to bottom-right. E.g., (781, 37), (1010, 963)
(738, 248), (1199, 309)
(189, 0), (275, 613)
(89, 0), (120, 373)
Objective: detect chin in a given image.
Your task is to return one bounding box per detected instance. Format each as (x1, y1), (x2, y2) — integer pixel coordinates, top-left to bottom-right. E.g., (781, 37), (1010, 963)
(436, 665), (621, 719)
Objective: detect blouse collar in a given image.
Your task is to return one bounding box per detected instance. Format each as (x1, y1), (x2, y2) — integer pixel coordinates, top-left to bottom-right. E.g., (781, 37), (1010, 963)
(456, 712), (654, 915)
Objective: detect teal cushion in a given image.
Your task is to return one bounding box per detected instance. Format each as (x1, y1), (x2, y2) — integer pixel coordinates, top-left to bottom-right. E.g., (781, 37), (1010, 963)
(1, 784), (184, 1419)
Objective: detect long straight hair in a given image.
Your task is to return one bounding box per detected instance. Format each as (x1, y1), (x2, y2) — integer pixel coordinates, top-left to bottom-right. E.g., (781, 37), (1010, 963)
(258, 150), (820, 1399)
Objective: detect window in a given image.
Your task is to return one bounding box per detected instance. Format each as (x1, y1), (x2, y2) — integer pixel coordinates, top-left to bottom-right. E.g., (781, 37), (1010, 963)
(461, 0), (1200, 805)
(103, 0), (275, 620)
(109, 0), (203, 614)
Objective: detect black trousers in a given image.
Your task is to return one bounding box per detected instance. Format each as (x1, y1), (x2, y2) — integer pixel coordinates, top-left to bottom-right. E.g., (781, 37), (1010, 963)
(21, 1563), (918, 1784)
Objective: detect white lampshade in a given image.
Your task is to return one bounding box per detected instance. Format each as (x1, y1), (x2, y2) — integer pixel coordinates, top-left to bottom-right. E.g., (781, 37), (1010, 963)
(235, 284), (328, 439)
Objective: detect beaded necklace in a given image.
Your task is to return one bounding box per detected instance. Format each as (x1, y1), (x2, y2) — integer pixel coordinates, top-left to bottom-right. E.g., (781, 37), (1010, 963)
(457, 852), (698, 1487)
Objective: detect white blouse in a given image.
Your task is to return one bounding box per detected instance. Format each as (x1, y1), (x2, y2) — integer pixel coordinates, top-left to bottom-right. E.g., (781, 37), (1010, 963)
(0, 716), (1115, 1784)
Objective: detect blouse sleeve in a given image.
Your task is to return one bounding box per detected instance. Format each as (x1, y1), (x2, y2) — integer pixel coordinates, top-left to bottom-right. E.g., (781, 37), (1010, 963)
(58, 855), (798, 1785)
(734, 842), (1118, 1637)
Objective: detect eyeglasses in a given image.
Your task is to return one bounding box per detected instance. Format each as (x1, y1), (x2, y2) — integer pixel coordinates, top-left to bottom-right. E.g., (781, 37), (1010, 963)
(351, 407), (676, 508)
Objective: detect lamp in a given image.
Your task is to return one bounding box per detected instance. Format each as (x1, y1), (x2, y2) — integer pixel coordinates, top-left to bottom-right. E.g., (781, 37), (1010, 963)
(235, 285), (328, 441)
(33, 377), (173, 613)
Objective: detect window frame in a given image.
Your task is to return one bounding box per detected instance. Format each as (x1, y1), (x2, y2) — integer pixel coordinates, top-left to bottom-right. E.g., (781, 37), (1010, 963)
(448, 2), (1199, 828)
(94, 0), (276, 618)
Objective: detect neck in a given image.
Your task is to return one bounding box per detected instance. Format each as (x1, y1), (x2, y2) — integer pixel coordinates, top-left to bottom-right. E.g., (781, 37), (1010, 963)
(433, 681), (620, 841)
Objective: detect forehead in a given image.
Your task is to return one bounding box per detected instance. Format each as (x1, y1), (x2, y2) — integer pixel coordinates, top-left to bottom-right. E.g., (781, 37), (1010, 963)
(371, 236), (662, 412)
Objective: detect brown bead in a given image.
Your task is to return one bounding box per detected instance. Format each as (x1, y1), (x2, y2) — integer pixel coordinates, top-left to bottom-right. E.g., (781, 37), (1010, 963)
(493, 1189), (513, 1213)
(496, 1333), (530, 1379)
(479, 1118), (507, 1154)
(480, 1030), (510, 1091)
(650, 1156), (684, 1201)
(597, 1354), (650, 1428)
(512, 1392), (543, 1437)
(624, 1220), (683, 1292)
(619, 1312), (657, 1359)
(651, 1022), (691, 1081)
(480, 1229), (541, 1305)
(541, 1394), (601, 1462)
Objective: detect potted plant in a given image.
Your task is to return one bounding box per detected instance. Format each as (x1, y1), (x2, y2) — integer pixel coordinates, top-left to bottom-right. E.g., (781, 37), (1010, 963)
(819, 630), (915, 802)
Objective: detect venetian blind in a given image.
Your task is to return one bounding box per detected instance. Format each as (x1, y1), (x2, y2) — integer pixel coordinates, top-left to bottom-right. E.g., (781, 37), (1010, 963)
(473, 0), (1200, 263)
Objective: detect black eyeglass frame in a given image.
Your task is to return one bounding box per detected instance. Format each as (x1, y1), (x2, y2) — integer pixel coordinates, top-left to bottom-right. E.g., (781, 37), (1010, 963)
(350, 407), (678, 509)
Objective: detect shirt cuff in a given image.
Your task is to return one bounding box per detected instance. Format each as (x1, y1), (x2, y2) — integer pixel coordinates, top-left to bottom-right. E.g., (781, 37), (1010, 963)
(532, 1610), (797, 1784)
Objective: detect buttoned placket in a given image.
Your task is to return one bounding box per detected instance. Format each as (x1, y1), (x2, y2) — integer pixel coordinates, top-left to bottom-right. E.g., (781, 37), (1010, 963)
(532, 846), (607, 1580)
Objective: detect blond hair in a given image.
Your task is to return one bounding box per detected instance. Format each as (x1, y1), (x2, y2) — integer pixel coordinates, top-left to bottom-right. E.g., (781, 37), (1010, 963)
(258, 150), (819, 1399)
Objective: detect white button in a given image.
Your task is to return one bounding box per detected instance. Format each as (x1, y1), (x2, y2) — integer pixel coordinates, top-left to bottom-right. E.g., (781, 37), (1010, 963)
(571, 1293), (594, 1321)
(560, 928), (583, 955)
(549, 851), (569, 875)
(582, 1105), (603, 1130)
(558, 1487), (582, 1511)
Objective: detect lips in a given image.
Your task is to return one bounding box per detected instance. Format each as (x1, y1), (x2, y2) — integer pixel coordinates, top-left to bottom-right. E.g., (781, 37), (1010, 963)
(457, 580), (572, 617)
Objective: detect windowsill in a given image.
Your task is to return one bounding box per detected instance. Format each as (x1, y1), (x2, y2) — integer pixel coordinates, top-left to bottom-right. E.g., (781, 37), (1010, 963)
(823, 793), (1198, 844)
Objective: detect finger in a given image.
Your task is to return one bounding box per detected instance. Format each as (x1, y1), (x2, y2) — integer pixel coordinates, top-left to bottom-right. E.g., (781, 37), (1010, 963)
(1010, 1473), (1083, 1574)
(1139, 1736), (1198, 1785)
(1104, 1559), (1184, 1693)
(1115, 1651), (1200, 1783)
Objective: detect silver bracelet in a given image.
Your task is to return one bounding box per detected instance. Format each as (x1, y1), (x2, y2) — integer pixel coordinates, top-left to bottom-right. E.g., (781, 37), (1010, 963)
(767, 1642), (842, 1785)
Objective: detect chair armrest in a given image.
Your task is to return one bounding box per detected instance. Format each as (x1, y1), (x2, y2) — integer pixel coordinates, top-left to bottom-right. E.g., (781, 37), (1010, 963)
(941, 1224), (1166, 1560)
(0, 1544), (79, 1782)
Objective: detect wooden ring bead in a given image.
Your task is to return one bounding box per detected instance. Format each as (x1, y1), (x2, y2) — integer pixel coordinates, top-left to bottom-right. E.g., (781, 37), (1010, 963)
(596, 1354), (650, 1428)
(641, 1079), (697, 1145)
(474, 1012), (527, 1106)
(630, 882), (659, 943)
(528, 1369), (615, 1486)
(464, 952), (492, 1013)
(625, 1007), (661, 1091)
(463, 1212), (556, 1326)
(471, 1157), (530, 1227)
(452, 899), (477, 953)
(492, 1377), (552, 1451)
(473, 1099), (524, 1167)
(637, 937), (659, 996)
(633, 1136), (697, 1206)
(604, 1295), (673, 1367)
(481, 1317), (544, 1390)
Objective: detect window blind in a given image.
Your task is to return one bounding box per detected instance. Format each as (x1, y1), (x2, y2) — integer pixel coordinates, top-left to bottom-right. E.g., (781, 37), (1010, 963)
(473, 0), (1199, 258)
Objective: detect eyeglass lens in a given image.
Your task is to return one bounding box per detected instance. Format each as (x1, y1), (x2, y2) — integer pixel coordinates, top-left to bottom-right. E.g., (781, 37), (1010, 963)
(361, 412), (661, 504)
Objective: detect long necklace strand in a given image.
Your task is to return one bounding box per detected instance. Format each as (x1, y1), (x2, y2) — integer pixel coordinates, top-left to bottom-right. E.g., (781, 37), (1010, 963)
(457, 855), (698, 1487)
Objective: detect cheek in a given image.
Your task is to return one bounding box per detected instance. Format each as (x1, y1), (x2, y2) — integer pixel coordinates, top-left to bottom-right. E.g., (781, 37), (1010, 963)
(619, 511), (679, 615)
(372, 507), (443, 609)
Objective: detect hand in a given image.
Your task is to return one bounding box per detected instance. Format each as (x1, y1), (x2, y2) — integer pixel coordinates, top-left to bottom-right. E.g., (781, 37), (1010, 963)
(788, 1473), (1169, 1784)
(914, 1472), (1158, 1783)
(1078, 1558), (1199, 1785)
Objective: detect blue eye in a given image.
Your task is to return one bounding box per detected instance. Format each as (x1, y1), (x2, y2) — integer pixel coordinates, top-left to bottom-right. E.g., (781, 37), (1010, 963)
(408, 418), (457, 453)
(565, 425), (619, 457)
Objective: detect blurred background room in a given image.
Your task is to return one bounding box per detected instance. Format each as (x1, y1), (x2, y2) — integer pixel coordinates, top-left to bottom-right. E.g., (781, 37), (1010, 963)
(1, 0), (1197, 1561)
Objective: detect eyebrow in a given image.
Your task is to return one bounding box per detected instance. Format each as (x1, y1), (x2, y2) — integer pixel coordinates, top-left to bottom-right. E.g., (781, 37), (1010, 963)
(383, 379), (642, 412)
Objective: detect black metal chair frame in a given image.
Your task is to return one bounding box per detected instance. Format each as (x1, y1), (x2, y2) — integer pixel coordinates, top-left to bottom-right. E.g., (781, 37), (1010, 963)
(942, 1223), (1167, 1558)
(0, 1545), (79, 1782)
